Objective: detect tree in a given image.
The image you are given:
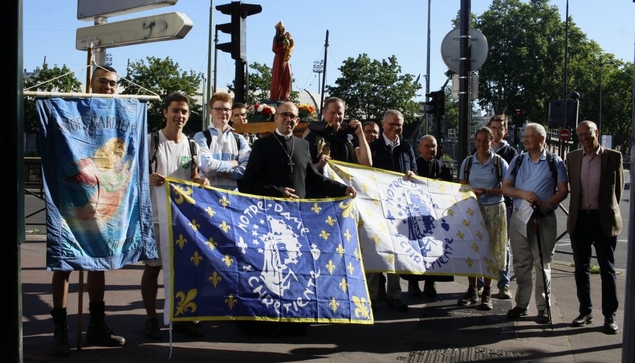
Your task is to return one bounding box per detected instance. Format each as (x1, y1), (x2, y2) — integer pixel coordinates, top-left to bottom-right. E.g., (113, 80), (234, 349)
(471, 0), (632, 147)
(23, 64), (83, 135)
(121, 56), (203, 133)
(326, 54), (421, 124)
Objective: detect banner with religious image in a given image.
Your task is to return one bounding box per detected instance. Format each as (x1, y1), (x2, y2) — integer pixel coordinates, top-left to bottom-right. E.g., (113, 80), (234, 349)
(324, 161), (499, 280)
(37, 98), (156, 271)
(159, 179), (373, 324)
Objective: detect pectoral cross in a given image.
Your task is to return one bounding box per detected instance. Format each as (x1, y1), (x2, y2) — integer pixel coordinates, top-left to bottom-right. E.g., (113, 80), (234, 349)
(287, 159), (295, 174)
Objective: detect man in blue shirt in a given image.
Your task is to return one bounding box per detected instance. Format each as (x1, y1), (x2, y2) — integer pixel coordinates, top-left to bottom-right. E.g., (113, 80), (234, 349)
(502, 123), (568, 324)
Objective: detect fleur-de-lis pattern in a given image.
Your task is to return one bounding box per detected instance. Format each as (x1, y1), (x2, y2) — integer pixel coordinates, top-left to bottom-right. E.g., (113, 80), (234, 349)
(311, 203), (322, 214)
(172, 184), (195, 205)
(175, 288), (198, 316)
(209, 271), (221, 287)
(175, 234), (187, 249)
(190, 251), (202, 267)
(326, 260), (336, 274)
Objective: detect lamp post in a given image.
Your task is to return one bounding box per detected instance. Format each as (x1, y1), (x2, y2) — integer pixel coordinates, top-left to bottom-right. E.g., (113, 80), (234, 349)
(313, 60), (324, 115)
(313, 60), (324, 95)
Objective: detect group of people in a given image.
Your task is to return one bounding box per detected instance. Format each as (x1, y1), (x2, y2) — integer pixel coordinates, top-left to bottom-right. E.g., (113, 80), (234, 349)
(49, 64), (623, 358)
(456, 115), (622, 338)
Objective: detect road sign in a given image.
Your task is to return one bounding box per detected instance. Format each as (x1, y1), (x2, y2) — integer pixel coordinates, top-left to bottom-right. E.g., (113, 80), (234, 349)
(441, 28), (489, 73)
(559, 128), (571, 141)
(76, 12), (193, 50)
(77, 0), (178, 20)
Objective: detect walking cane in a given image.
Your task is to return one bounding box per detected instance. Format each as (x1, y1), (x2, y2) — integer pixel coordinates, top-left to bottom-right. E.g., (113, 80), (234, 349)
(532, 205), (553, 330)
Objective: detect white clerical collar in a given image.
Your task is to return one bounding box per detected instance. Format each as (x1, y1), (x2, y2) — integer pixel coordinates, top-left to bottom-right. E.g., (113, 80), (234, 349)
(274, 129), (293, 140)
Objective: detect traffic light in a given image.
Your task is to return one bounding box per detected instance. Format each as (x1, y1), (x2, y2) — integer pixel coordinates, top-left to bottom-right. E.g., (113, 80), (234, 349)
(216, 2), (262, 61)
(216, 1), (262, 103)
(425, 90), (445, 116)
(511, 108), (525, 127)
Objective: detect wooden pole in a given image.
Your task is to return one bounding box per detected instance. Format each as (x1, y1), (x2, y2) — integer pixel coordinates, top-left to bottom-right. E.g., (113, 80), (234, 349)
(75, 44), (95, 351)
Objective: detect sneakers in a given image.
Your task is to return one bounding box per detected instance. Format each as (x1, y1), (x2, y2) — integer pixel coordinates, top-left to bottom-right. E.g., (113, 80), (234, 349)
(458, 286), (478, 306)
(507, 306), (528, 319)
(479, 288), (493, 310)
(498, 286), (513, 299)
(87, 321), (126, 346)
(537, 310), (550, 324)
(144, 317), (162, 340)
(408, 280), (422, 297)
(387, 298), (408, 312)
(173, 321), (204, 337)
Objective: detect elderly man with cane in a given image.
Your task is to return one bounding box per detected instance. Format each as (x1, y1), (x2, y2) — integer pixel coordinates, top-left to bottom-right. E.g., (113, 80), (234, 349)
(502, 123), (568, 324)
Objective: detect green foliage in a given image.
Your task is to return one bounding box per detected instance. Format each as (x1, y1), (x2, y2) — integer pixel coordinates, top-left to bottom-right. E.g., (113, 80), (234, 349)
(472, 0), (632, 149)
(121, 56), (203, 132)
(326, 54), (422, 123)
(23, 64), (82, 133)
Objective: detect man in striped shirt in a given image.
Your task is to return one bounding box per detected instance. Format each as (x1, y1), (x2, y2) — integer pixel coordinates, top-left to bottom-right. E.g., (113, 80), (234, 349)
(193, 92), (251, 190)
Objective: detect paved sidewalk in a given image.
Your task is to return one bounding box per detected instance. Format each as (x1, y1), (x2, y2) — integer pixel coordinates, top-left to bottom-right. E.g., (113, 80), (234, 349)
(21, 235), (625, 362)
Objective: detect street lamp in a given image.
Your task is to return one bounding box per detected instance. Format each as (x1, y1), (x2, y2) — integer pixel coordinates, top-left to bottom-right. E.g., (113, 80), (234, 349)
(313, 60), (324, 95)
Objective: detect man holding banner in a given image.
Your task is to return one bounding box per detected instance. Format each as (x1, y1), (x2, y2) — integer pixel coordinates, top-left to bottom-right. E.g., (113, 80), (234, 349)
(366, 109), (416, 312)
(239, 101), (357, 335)
(142, 92), (209, 340)
(39, 65), (156, 357)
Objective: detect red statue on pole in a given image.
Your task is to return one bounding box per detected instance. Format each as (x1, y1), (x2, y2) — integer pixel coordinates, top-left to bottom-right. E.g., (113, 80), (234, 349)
(270, 21), (294, 101)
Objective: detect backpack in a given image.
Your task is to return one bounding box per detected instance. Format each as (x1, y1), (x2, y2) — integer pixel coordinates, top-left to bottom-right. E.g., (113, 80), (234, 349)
(203, 129), (244, 188)
(463, 153), (503, 184)
(203, 129), (242, 151)
(510, 151), (558, 186)
(149, 131), (197, 174)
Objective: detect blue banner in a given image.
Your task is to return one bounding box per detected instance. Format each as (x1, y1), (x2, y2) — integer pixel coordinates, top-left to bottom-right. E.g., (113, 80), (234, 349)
(37, 98), (156, 271)
(164, 179), (372, 324)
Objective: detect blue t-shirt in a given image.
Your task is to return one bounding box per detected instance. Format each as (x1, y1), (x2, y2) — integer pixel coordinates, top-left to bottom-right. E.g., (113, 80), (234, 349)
(459, 153), (508, 206)
(504, 150), (568, 210)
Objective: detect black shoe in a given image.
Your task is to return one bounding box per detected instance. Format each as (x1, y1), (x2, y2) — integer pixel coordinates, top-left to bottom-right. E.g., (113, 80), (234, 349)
(408, 280), (422, 297)
(387, 299), (408, 312)
(87, 321), (125, 346)
(537, 310), (550, 324)
(423, 282), (437, 298)
(507, 306), (528, 320)
(571, 313), (593, 327)
(378, 287), (388, 301)
(53, 326), (70, 357)
(144, 317), (163, 340)
(51, 308), (70, 357)
(604, 317), (619, 334)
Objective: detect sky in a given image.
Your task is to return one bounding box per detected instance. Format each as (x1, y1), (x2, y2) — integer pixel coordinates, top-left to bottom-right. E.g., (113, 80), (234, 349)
(23, 0), (635, 103)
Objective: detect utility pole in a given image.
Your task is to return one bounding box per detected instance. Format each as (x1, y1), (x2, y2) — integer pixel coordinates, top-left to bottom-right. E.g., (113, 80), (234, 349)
(425, 0), (431, 135)
(319, 30), (329, 114)
(206, 0), (214, 129)
(457, 0), (471, 166)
